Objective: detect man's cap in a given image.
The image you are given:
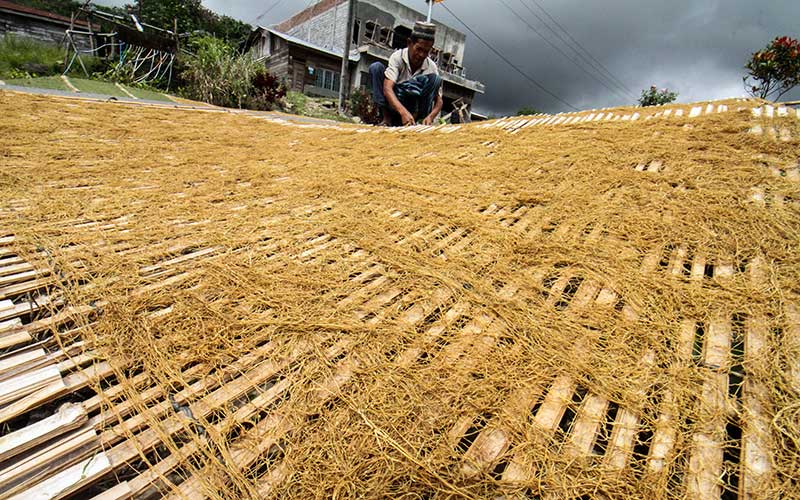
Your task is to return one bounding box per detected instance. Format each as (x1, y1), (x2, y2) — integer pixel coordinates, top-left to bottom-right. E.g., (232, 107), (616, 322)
(412, 21), (437, 41)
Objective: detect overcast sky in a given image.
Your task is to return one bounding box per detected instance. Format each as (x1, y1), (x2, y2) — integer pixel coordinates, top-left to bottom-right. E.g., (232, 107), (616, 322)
(95, 0), (800, 115)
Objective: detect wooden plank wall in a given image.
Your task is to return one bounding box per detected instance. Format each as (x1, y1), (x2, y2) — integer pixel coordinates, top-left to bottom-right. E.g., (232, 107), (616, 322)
(0, 12), (92, 51)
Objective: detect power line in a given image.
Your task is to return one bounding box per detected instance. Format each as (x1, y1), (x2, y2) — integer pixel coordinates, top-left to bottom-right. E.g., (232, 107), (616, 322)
(512, 0), (634, 100)
(497, 0), (632, 103)
(440, 3), (580, 111)
(252, 0), (285, 25)
(524, 0), (635, 96)
(519, 0), (636, 99)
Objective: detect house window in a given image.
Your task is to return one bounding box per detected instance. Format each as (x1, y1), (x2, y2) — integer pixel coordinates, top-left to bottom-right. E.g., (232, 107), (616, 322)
(392, 25), (411, 49)
(365, 21), (377, 41)
(261, 34), (272, 56)
(352, 20), (361, 45)
(314, 68), (341, 92)
(378, 27), (392, 46)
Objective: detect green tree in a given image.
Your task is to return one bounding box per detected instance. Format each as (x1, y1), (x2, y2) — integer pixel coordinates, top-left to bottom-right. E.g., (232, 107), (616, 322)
(638, 85), (678, 106)
(6, 0), (82, 18)
(744, 36), (800, 101)
(134, 0), (203, 32)
(134, 0), (251, 45)
(200, 11), (252, 45)
(9, 0), (251, 45)
(516, 106), (540, 116)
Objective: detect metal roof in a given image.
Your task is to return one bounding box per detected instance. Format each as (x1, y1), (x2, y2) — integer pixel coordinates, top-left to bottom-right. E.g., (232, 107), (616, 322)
(0, 0), (92, 27)
(257, 26), (361, 63)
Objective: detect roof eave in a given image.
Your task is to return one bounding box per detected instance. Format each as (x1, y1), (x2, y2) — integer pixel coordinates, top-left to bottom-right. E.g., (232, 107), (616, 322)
(0, 1), (92, 28)
(251, 27), (359, 62)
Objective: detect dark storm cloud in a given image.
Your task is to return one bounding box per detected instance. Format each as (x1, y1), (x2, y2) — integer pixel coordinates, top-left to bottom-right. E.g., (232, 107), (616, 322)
(95, 0), (800, 115)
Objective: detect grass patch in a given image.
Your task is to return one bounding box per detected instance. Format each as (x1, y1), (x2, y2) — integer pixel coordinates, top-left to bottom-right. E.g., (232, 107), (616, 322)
(69, 78), (128, 97)
(5, 75), (173, 102)
(0, 35), (64, 78)
(283, 91), (308, 114)
(282, 91), (351, 123)
(0, 34), (108, 79)
(302, 106), (351, 123)
(5, 75), (69, 91)
(125, 85), (172, 102)
(72, 79), (171, 101)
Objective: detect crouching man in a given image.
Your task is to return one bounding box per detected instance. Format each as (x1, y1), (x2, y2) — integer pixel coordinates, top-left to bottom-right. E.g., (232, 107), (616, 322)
(369, 21), (443, 126)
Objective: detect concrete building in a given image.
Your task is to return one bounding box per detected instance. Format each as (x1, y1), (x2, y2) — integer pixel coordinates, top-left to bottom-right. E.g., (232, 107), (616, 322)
(245, 0), (485, 117)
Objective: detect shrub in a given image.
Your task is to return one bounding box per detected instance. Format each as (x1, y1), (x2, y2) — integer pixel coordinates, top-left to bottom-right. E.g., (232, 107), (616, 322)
(248, 71), (286, 111)
(349, 88), (380, 124)
(516, 106), (540, 116)
(638, 85), (678, 106)
(76, 55), (109, 76)
(282, 91), (308, 114)
(744, 36), (800, 101)
(97, 49), (168, 87)
(179, 36), (262, 108)
(0, 34), (63, 78)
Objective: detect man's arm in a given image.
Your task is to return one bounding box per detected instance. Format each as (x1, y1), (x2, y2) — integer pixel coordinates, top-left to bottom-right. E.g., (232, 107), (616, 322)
(383, 78), (416, 126)
(423, 93), (444, 126)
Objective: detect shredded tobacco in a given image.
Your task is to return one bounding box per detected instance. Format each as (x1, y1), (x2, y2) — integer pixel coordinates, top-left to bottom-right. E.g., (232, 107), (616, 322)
(0, 90), (798, 499)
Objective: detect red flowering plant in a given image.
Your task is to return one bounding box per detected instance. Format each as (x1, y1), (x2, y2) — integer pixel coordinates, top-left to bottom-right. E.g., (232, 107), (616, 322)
(744, 36), (800, 101)
(250, 71), (287, 111)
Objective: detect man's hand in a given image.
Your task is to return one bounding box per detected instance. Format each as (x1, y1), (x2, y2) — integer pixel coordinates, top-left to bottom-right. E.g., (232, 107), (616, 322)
(422, 114), (436, 126)
(384, 78), (417, 127)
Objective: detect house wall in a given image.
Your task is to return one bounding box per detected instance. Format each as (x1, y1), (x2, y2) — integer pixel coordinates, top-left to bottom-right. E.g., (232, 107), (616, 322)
(0, 10), (93, 51)
(284, 1), (349, 54)
(292, 46), (344, 97)
(441, 81), (476, 106)
(262, 37), (291, 84)
(259, 35), (352, 98)
(356, 0), (466, 63)
(252, 32), (481, 113)
(275, 0), (467, 68)
(275, 0), (345, 33)
(263, 0), (480, 108)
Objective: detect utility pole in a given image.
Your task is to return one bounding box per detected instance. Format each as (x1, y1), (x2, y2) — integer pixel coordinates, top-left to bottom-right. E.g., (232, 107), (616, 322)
(427, 0), (433, 22)
(174, 18), (179, 54)
(338, 0), (356, 114)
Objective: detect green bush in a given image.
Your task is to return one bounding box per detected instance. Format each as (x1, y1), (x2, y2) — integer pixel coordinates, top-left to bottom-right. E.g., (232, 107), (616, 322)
(516, 106), (540, 116)
(93, 50), (162, 87)
(638, 85), (678, 106)
(0, 34), (110, 80)
(68, 55), (109, 78)
(180, 36), (264, 108)
(0, 34), (64, 78)
(282, 91), (308, 114)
